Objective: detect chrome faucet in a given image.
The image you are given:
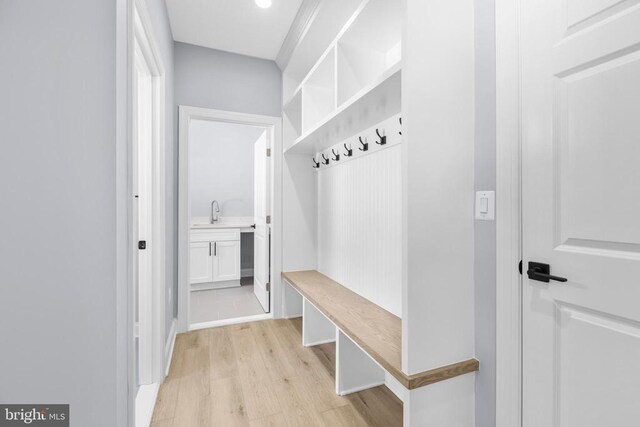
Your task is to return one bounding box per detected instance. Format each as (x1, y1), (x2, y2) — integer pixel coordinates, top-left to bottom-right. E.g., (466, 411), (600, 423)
(210, 200), (220, 224)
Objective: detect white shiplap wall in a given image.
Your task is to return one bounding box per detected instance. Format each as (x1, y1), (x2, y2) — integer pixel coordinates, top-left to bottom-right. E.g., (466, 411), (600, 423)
(317, 117), (402, 316)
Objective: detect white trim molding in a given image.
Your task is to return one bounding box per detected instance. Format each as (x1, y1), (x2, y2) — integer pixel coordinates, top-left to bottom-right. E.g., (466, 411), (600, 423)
(495, 0), (522, 425)
(134, 0), (168, 384)
(127, 3), (168, 426)
(275, 0), (322, 70)
(178, 106), (283, 333)
(164, 318), (177, 377)
(135, 382), (160, 427)
(189, 313), (272, 331)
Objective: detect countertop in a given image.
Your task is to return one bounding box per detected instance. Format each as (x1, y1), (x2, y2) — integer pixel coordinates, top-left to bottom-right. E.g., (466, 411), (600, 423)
(191, 216), (254, 231)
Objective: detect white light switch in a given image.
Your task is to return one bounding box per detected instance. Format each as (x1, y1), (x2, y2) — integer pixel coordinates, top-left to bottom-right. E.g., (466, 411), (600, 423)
(479, 197), (489, 213)
(475, 191), (495, 220)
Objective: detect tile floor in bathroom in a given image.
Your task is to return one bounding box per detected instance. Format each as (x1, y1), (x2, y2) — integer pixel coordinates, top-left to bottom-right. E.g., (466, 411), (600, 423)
(190, 277), (266, 324)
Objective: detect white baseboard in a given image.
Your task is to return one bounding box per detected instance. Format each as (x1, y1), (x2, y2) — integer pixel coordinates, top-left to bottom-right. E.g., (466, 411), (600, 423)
(135, 382), (160, 427)
(189, 313), (272, 331)
(164, 318), (177, 377)
(190, 280), (241, 292)
(241, 268), (254, 277)
(283, 314), (303, 320)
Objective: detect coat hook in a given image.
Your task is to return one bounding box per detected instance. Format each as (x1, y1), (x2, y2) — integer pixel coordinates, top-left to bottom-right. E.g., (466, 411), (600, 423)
(312, 157), (320, 169)
(358, 136), (368, 152)
(343, 143), (353, 157)
(375, 129), (387, 145)
(331, 148), (340, 162)
(322, 154), (330, 165)
(399, 117), (402, 135)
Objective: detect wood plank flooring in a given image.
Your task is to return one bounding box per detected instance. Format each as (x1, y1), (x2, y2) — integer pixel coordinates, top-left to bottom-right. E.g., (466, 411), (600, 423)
(152, 318), (402, 426)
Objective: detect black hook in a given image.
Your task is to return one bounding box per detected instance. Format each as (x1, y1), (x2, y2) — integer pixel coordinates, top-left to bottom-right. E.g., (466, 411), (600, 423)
(375, 129), (387, 145)
(358, 136), (368, 152)
(399, 117), (402, 135)
(331, 149), (340, 162)
(343, 143), (353, 157)
(322, 154), (330, 165)
(312, 157), (320, 169)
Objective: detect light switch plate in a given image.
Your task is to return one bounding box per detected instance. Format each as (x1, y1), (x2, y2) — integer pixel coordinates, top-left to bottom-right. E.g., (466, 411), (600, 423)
(475, 191), (495, 221)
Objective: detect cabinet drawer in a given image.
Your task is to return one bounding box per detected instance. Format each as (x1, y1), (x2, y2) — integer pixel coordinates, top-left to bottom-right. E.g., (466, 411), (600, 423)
(190, 228), (240, 242)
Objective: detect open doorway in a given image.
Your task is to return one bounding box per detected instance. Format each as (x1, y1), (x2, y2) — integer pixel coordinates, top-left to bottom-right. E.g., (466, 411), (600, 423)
(178, 107), (281, 332)
(189, 120), (269, 325)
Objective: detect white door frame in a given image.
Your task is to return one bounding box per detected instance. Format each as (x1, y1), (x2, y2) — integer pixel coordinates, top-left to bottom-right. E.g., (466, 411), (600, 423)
(177, 106), (283, 333)
(129, 0), (167, 424)
(495, 0), (523, 425)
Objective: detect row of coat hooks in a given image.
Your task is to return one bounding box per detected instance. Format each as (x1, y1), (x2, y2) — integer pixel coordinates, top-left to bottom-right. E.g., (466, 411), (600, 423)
(312, 117), (402, 169)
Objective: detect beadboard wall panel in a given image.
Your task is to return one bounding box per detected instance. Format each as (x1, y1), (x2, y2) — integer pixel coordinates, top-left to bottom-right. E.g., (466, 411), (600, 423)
(317, 143), (402, 316)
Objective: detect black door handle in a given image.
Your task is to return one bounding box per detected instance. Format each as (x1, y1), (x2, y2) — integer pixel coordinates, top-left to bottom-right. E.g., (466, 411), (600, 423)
(527, 261), (567, 283)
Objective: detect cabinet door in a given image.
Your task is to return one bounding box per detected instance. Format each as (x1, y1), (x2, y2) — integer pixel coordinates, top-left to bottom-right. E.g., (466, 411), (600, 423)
(190, 242), (213, 284)
(212, 240), (240, 282)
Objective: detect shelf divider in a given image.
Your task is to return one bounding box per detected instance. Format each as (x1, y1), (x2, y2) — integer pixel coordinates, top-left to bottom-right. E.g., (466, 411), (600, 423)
(285, 63), (401, 155)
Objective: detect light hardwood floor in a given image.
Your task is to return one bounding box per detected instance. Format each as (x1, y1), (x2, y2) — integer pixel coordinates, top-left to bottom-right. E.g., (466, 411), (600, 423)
(152, 318), (402, 426)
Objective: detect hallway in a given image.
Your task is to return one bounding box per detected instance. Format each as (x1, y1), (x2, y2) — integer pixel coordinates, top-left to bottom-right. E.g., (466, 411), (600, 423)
(152, 319), (402, 426)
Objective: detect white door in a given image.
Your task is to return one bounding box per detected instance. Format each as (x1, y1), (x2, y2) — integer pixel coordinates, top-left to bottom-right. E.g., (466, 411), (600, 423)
(521, 1), (640, 426)
(253, 131), (270, 312)
(189, 242), (213, 284)
(134, 40), (154, 386)
(212, 240), (241, 282)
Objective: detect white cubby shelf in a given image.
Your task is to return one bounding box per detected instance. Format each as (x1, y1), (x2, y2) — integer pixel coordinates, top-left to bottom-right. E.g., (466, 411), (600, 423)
(283, 0), (402, 155)
(286, 63), (400, 155)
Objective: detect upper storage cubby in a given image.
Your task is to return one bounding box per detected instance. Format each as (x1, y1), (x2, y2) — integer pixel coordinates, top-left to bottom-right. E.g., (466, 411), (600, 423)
(302, 49), (336, 133)
(282, 0), (362, 101)
(337, 0), (402, 105)
(283, 0), (402, 155)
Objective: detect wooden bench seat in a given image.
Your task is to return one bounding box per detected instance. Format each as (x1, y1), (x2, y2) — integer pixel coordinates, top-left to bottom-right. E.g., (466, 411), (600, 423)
(282, 270), (479, 390)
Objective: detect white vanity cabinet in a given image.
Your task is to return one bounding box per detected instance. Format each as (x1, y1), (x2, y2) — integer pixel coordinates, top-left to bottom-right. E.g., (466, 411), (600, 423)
(190, 241), (214, 284)
(189, 228), (241, 289)
(211, 241), (240, 282)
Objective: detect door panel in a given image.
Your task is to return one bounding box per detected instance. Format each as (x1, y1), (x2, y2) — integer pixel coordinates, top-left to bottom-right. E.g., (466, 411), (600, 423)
(134, 40), (154, 386)
(556, 304), (640, 426)
(521, 0), (640, 425)
(254, 131), (270, 312)
(556, 50), (640, 249)
(213, 240), (240, 282)
(189, 242), (213, 284)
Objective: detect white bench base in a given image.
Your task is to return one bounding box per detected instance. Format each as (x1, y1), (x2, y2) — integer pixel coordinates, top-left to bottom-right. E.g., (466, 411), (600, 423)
(283, 278), (475, 427)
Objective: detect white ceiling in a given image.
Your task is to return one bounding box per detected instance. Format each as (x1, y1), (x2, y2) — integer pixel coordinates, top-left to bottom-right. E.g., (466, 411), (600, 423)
(165, 0), (304, 60)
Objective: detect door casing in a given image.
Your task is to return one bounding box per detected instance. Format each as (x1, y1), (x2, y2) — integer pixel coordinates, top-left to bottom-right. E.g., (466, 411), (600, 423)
(177, 106), (283, 333)
(495, 0), (524, 425)
(129, 0), (167, 425)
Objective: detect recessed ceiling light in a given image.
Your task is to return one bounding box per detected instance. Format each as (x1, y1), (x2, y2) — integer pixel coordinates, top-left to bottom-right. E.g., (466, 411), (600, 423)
(255, 0), (272, 8)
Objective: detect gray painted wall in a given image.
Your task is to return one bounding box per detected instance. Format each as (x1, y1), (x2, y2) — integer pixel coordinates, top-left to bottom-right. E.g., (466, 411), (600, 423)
(189, 120), (264, 218)
(475, 0), (497, 425)
(174, 42), (283, 118)
(0, 1), (123, 425)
